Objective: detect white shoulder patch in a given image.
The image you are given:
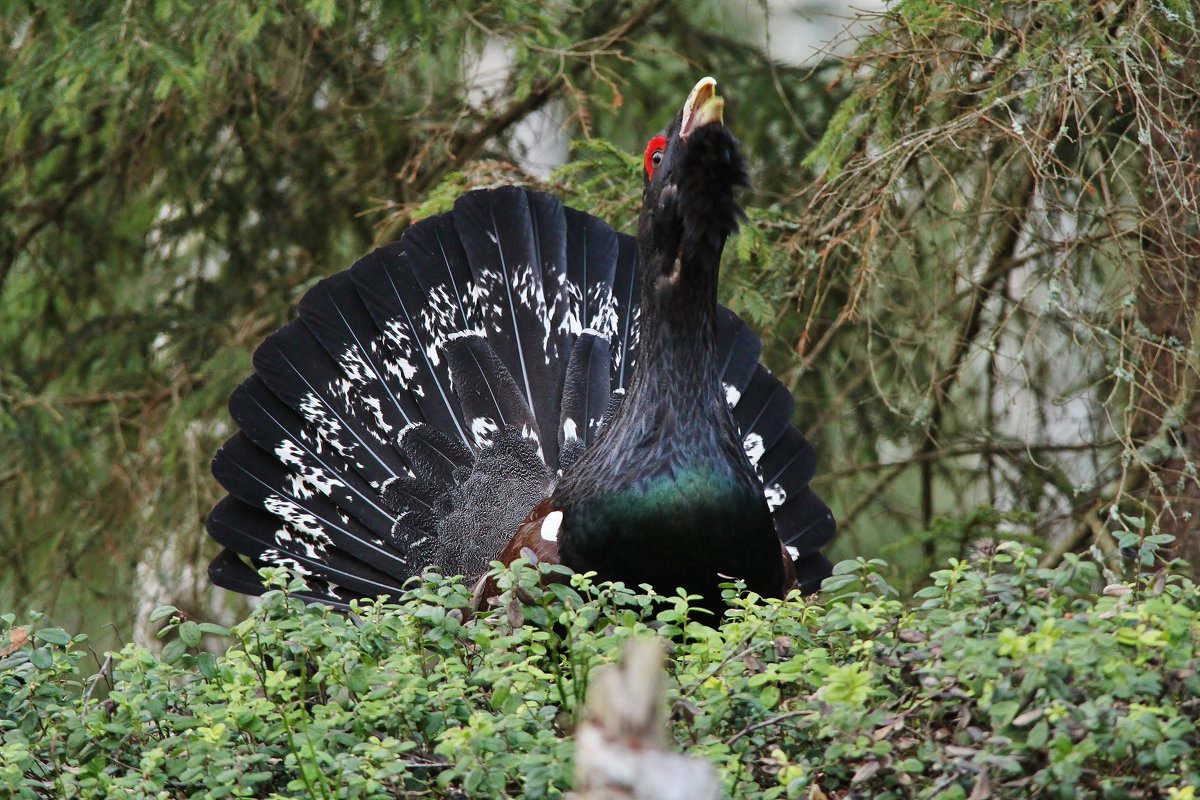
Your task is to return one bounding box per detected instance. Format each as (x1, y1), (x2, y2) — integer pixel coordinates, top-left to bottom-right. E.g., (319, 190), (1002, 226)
(540, 510), (564, 543)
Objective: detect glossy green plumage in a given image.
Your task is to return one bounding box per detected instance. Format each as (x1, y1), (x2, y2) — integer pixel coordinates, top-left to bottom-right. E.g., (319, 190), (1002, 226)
(560, 464), (784, 599)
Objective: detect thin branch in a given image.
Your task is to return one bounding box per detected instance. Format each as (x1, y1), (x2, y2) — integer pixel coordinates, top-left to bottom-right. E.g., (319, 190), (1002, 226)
(725, 710), (811, 747)
(918, 168), (1037, 549)
(375, 0), (666, 244)
(820, 440), (1113, 481)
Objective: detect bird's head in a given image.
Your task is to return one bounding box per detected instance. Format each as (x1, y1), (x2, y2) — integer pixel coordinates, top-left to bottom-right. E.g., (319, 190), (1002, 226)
(638, 77), (750, 288)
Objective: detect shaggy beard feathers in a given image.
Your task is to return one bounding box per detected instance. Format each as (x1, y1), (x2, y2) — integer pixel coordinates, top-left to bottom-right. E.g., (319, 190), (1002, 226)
(678, 125), (751, 260)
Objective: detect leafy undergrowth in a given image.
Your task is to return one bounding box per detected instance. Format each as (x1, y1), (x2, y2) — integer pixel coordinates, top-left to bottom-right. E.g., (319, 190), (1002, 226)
(3, 544), (1200, 799)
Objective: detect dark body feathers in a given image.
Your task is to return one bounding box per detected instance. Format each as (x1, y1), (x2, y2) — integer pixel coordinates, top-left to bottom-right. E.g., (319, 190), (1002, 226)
(208, 113), (834, 608)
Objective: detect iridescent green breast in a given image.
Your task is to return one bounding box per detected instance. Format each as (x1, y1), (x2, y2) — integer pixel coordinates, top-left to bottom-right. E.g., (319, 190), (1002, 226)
(557, 465), (783, 600)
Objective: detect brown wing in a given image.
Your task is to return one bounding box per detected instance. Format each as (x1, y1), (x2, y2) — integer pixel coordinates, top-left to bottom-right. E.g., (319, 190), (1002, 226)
(471, 498), (564, 608)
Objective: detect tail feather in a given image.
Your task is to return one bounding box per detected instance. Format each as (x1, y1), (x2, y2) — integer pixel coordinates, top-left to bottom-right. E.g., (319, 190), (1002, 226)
(396, 423), (472, 490)
(559, 332), (612, 470)
(528, 191), (574, 371)
(252, 322), (410, 486)
(711, 311), (834, 582)
(793, 551), (833, 594)
(399, 203), (478, 341)
(453, 188), (561, 466)
(351, 246), (473, 447)
(608, 234), (641, 389)
(212, 434), (411, 573)
(208, 497), (408, 599)
(715, 306), (763, 405)
(563, 207), (620, 336)
(758, 426), (817, 497)
(208, 549), (271, 598)
(527, 192), (573, 471)
(209, 548), (358, 608)
(774, 486), (836, 552)
(298, 271), (424, 436)
(732, 366), (795, 463)
(445, 334), (540, 451)
(227, 376), (401, 529)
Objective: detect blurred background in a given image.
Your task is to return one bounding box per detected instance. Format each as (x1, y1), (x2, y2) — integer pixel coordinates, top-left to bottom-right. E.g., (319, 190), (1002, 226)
(2, 0), (1196, 652)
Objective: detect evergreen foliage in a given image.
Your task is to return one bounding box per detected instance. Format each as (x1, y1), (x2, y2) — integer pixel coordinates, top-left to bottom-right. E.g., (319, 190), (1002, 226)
(4, 546), (1199, 798)
(2, 0), (1198, 680)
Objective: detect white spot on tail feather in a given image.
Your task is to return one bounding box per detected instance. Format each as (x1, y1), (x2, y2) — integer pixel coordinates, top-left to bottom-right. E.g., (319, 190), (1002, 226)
(591, 284), (618, 337)
(520, 424), (545, 463)
(298, 392), (353, 458)
(275, 440), (345, 498)
(552, 275), (583, 337)
(743, 432), (765, 466)
(331, 381), (390, 439)
(786, 546), (799, 560)
(470, 416), (498, 449)
(379, 319), (420, 384)
(470, 263), (556, 369)
(764, 482), (787, 511)
(264, 496), (334, 559)
(724, 383), (741, 407)
(420, 283), (480, 367)
(337, 344), (372, 384)
(562, 418), (578, 442)
(262, 550), (312, 577)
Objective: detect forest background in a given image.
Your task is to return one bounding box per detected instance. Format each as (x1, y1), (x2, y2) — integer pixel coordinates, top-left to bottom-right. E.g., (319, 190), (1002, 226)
(1, 0), (1197, 653)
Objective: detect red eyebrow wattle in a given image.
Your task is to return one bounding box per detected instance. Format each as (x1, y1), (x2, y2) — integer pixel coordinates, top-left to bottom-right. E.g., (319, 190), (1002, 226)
(643, 135), (667, 177)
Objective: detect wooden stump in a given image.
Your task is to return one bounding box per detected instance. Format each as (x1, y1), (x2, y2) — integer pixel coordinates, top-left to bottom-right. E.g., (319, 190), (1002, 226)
(569, 638), (721, 800)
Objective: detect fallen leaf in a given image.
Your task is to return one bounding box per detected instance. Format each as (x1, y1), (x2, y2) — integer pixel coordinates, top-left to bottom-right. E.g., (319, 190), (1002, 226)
(851, 761), (880, 784)
(506, 599), (524, 628)
(0, 626), (28, 657)
(968, 767), (992, 800)
(1012, 708), (1043, 727)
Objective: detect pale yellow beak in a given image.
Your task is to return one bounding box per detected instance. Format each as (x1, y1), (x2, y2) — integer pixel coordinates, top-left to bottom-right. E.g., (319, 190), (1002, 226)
(680, 76), (724, 140)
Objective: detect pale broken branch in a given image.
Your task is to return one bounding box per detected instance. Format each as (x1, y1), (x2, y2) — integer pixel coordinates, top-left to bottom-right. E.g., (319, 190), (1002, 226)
(569, 638), (720, 800)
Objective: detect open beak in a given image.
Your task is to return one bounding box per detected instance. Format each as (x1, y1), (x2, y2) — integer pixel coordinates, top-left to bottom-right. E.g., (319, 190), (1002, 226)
(679, 76), (724, 141)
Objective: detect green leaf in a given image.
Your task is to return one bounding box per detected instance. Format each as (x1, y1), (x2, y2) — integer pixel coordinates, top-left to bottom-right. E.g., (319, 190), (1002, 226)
(161, 638), (186, 665)
(1027, 720), (1049, 749)
(832, 559), (862, 576)
(196, 651), (217, 680)
(35, 627), (71, 646)
(178, 621), (202, 647)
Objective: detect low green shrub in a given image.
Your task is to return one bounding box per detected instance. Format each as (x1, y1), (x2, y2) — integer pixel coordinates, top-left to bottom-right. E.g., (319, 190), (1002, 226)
(2, 543), (1199, 799)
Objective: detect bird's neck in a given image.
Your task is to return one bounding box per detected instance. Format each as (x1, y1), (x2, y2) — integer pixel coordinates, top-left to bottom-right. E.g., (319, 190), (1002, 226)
(622, 252), (724, 426)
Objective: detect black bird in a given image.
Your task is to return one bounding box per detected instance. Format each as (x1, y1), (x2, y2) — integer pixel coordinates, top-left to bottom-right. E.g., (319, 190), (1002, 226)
(206, 77), (835, 610)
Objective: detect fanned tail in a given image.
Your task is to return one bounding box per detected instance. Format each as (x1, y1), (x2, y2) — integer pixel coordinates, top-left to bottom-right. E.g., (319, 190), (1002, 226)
(207, 187), (834, 603)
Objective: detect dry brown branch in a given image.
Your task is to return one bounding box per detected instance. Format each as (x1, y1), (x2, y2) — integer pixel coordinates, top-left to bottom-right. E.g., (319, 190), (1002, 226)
(776, 0), (1200, 573)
